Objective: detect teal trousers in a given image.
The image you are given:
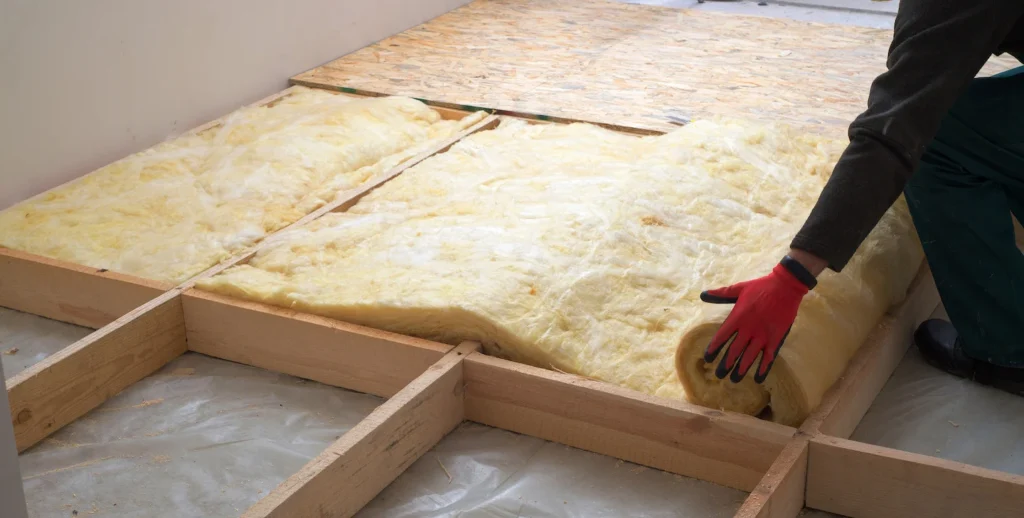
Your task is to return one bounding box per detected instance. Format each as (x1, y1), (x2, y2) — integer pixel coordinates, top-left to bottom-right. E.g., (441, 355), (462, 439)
(904, 65), (1024, 366)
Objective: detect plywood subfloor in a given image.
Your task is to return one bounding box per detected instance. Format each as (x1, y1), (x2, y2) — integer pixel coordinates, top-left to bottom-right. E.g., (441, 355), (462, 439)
(293, 0), (1019, 134)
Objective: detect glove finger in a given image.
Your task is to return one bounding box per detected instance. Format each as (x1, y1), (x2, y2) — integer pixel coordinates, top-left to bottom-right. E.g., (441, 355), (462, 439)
(700, 281), (749, 304)
(715, 330), (751, 379)
(753, 326), (791, 384)
(731, 337), (767, 383)
(703, 322), (738, 363)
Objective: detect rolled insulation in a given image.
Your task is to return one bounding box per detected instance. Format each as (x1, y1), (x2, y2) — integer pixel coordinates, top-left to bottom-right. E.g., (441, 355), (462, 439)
(197, 116), (922, 425)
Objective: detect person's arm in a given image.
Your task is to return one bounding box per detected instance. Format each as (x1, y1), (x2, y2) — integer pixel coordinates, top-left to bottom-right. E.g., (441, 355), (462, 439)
(792, 0), (1024, 272)
(702, 1), (1024, 384)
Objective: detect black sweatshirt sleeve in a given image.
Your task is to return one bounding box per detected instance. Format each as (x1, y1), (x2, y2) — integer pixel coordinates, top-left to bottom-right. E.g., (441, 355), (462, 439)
(791, 1), (1024, 271)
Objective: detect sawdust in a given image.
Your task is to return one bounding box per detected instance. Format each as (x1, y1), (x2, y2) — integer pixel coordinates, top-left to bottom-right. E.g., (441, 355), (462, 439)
(43, 437), (83, 449)
(151, 455), (171, 464)
(96, 399), (164, 413)
(3, 347), (18, 355)
(169, 367), (196, 376)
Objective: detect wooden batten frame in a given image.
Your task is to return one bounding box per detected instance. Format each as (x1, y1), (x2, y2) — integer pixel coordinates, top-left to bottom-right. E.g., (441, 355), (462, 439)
(174, 286), (799, 492)
(9, 93), (1024, 518)
(5, 106), (501, 452)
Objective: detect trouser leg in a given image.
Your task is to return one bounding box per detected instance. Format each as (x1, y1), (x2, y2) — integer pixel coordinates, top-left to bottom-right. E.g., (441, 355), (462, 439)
(903, 66), (1024, 367)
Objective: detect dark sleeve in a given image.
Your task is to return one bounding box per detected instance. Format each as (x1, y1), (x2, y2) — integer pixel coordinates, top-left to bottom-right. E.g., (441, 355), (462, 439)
(791, 1), (1024, 271)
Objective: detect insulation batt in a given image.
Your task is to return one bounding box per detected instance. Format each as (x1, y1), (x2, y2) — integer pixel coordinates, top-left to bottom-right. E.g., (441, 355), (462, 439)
(197, 118), (923, 425)
(0, 86), (485, 284)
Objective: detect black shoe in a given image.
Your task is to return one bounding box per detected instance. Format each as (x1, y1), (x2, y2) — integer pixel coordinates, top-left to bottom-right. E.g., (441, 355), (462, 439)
(914, 319), (1024, 396)
(914, 319), (976, 379)
(975, 361), (1024, 397)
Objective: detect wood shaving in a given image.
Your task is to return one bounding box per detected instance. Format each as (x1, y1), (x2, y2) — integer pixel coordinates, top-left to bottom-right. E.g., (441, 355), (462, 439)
(96, 399), (164, 413)
(2, 347), (18, 355)
(437, 457), (453, 484)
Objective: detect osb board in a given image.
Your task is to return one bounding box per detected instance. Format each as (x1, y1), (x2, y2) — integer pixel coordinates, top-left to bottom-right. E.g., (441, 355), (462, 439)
(292, 0), (1020, 135)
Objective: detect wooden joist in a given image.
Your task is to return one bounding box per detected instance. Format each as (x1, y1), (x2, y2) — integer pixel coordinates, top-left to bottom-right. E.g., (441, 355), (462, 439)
(734, 437), (809, 518)
(244, 342), (479, 518)
(182, 290), (449, 398)
(0, 248), (170, 329)
(6, 291), (187, 451)
(463, 353), (793, 492)
(807, 436), (1024, 518)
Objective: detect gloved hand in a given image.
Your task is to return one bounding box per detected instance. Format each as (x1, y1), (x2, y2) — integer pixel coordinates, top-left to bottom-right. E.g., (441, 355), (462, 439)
(700, 256), (817, 383)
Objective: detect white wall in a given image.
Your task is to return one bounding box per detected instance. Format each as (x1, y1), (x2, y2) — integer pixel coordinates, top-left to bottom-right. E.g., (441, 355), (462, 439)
(0, 0), (470, 209)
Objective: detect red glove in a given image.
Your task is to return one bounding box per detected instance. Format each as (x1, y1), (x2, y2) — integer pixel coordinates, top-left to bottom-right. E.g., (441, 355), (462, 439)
(700, 256), (816, 383)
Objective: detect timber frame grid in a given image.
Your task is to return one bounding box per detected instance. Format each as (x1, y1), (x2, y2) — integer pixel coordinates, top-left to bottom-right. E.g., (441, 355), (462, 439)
(4, 85), (1023, 518)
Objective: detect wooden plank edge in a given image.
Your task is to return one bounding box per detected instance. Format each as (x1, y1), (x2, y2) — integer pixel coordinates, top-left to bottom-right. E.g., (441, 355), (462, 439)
(0, 247), (171, 328)
(243, 341), (480, 518)
(463, 352), (795, 492)
(289, 79), (666, 136)
(734, 435), (809, 518)
(175, 113), (501, 290)
(6, 290), (187, 451)
(807, 435), (1024, 518)
(800, 263), (939, 437)
(181, 289), (449, 398)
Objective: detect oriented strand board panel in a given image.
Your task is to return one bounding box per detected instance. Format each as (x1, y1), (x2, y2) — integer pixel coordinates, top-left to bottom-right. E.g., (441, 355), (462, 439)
(293, 0), (1020, 134)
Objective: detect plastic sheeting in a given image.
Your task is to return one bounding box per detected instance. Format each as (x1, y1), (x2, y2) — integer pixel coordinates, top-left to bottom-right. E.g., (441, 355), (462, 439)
(359, 422), (747, 518)
(852, 345), (1024, 475)
(5, 309), (851, 517)
(19, 353), (383, 517)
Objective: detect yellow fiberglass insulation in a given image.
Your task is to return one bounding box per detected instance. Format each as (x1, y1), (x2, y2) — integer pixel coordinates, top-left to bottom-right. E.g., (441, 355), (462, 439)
(0, 86), (486, 284)
(197, 117), (923, 426)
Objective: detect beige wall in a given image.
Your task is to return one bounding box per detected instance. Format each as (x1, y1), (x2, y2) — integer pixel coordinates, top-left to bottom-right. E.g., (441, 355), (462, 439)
(0, 0), (469, 209)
